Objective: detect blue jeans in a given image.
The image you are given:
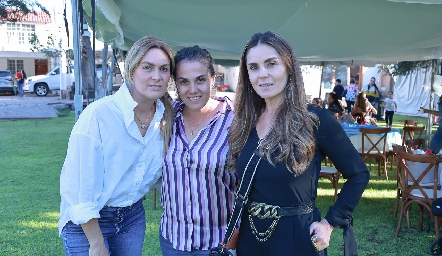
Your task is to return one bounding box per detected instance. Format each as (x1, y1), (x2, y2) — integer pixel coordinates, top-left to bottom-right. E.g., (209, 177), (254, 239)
(17, 81), (24, 97)
(61, 200), (146, 256)
(159, 231), (209, 256)
(345, 100), (354, 113)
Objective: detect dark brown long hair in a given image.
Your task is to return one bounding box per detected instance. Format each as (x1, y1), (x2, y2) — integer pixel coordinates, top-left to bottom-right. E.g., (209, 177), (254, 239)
(228, 31), (318, 175)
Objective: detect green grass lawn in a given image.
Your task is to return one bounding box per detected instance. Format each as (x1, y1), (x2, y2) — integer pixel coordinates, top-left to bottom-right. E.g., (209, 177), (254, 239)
(0, 112), (439, 255)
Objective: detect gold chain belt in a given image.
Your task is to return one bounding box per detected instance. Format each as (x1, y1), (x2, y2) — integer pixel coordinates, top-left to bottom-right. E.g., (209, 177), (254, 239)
(248, 201), (314, 242)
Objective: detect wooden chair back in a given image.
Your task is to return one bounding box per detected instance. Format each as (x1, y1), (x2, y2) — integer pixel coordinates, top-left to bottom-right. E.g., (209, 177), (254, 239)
(405, 138), (426, 152)
(360, 127), (391, 179)
(392, 144), (407, 154)
(395, 152), (442, 237)
(401, 126), (425, 146)
(403, 120), (418, 127)
(392, 144), (407, 217)
(360, 127), (391, 155)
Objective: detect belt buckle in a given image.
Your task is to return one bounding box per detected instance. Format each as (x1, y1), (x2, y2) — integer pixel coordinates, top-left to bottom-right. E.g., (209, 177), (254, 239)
(249, 202), (280, 219)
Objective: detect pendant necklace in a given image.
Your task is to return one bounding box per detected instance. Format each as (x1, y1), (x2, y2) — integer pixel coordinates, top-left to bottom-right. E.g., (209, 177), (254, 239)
(134, 103), (155, 129)
(187, 100), (214, 136)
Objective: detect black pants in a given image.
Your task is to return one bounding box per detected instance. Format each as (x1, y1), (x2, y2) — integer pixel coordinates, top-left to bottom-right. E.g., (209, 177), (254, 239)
(345, 100), (354, 113)
(385, 110), (394, 126)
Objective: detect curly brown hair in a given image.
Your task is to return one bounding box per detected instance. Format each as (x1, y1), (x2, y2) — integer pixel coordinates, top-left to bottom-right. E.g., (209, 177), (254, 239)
(228, 31), (318, 176)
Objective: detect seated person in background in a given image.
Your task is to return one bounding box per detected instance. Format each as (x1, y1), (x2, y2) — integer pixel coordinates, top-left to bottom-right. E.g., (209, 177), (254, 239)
(351, 94), (366, 124)
(351, 93), (377, 124)
(338, 113), (357, 124)
(361, 93), (378, 118)
(327, 92), (344, 118)
(312, 97), (323, 107)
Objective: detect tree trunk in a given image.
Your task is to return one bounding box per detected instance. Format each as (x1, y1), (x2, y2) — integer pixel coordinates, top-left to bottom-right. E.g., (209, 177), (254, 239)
(100, 43), (108, 97)
(80, 34), (93, 105)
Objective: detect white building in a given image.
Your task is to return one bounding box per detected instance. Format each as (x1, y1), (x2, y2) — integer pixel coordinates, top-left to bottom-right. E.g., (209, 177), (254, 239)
(0, 10), (53, 77)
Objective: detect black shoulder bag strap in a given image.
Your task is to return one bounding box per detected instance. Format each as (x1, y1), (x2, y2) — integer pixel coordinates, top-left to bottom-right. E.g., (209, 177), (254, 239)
(209, 145), (262, 255)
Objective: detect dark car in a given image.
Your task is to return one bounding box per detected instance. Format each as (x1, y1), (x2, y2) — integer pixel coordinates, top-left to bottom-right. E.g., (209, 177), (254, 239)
(0, 70), (14, 94)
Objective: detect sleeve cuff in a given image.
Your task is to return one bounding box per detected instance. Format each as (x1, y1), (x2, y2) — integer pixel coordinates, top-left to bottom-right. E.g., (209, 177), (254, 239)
(69, 201), (101, 225)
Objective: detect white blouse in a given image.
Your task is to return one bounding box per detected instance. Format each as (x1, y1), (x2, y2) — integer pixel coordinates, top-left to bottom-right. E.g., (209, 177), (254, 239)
(59, 83), (164, 235)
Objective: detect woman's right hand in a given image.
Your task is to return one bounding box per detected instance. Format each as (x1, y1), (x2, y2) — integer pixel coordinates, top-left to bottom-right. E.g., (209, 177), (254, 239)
(81, 219), (110, 256)
(89, 242), (110, 256)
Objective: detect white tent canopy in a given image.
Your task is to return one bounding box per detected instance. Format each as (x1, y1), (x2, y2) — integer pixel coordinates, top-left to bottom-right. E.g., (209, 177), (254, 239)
(82, 0), (442, 65)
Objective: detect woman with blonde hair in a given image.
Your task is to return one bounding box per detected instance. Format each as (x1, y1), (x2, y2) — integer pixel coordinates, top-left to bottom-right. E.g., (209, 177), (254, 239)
(59, 36), (174, 256)
(228, 31), (369, 255)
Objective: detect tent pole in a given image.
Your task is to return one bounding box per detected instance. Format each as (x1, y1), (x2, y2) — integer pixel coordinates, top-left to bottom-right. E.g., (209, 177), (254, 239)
(71, 0), (83, 121)
(318, 62), (324, 99)
(426, 59), (437, 147)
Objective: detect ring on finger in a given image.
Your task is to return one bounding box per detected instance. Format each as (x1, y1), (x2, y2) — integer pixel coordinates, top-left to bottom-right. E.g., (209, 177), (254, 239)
(311, 235), (318, 244)
(314, 243), (320, 251)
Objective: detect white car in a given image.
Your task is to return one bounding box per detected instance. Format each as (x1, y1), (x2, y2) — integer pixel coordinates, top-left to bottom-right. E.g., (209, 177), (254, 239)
(25, 66), (74, 96)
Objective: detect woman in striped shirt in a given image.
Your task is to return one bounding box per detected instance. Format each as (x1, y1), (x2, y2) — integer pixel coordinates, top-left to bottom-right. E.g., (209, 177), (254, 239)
(160, 45), (238, 255)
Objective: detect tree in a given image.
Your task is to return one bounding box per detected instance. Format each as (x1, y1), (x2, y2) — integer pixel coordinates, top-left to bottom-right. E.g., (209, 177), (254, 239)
(29, 33), (63, 59)
(0, 0), (49, 23)
(387, 60), (432, 76)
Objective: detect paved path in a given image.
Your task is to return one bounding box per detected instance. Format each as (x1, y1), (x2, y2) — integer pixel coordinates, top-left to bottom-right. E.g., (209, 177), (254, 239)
(0, 91), (234, 119)
(0, 93), (73, 119)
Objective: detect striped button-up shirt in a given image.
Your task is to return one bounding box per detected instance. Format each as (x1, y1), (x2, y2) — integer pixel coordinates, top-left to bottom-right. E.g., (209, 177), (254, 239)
(160, 97), (238, 251)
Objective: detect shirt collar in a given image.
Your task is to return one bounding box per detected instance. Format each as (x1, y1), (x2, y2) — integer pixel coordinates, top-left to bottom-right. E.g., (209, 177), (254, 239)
(114, 82), (165, 128)
(175, 96), (233, 119)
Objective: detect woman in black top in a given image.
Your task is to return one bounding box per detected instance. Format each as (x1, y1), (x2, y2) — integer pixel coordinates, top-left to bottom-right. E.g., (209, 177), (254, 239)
(327, 91), (344, 118)
(228, 31), (369, 255)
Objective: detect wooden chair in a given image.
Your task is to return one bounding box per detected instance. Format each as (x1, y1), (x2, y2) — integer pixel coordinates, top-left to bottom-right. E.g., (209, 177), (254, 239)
(152, 187), (157, 210)
(389, 125), (425, 174)
(142, 187), (158, 210)
(405, 138), (426, 152)
(401, 126), (425, 147)
(392, 145), (407, 218)
(320, 158), (340, 202)
(395, 152), (442, 237)
(360, 127), (391, 179)
(387, 121), (417, 171)
(403, 120), (418, 127)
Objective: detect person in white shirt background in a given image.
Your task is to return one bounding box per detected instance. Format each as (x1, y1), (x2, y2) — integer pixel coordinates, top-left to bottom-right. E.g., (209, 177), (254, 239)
(383, 91), (397, 128)
(58, 36), (174, 256)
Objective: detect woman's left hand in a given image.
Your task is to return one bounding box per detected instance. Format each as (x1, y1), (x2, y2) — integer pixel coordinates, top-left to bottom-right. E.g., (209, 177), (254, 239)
(309, 218), (334, 251)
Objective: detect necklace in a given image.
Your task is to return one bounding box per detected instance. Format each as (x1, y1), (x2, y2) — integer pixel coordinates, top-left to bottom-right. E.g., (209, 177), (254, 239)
(187, 100), (214, 136)
(134, 103), (155, 129)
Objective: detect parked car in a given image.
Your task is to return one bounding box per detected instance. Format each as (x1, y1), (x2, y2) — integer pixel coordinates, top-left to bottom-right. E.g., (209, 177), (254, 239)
(24, 66), (74, 96)
(0, 70), (14, 94)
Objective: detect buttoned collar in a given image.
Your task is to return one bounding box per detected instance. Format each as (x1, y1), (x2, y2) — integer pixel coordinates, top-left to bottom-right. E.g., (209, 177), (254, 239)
(175, 96), (233, 119)
(114, 82), (165, 129)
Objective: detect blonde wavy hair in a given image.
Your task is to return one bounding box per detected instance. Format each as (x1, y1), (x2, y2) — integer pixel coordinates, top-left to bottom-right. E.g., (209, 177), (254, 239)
(124, 36), (174, 153)
(228, 31), (318, 176)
